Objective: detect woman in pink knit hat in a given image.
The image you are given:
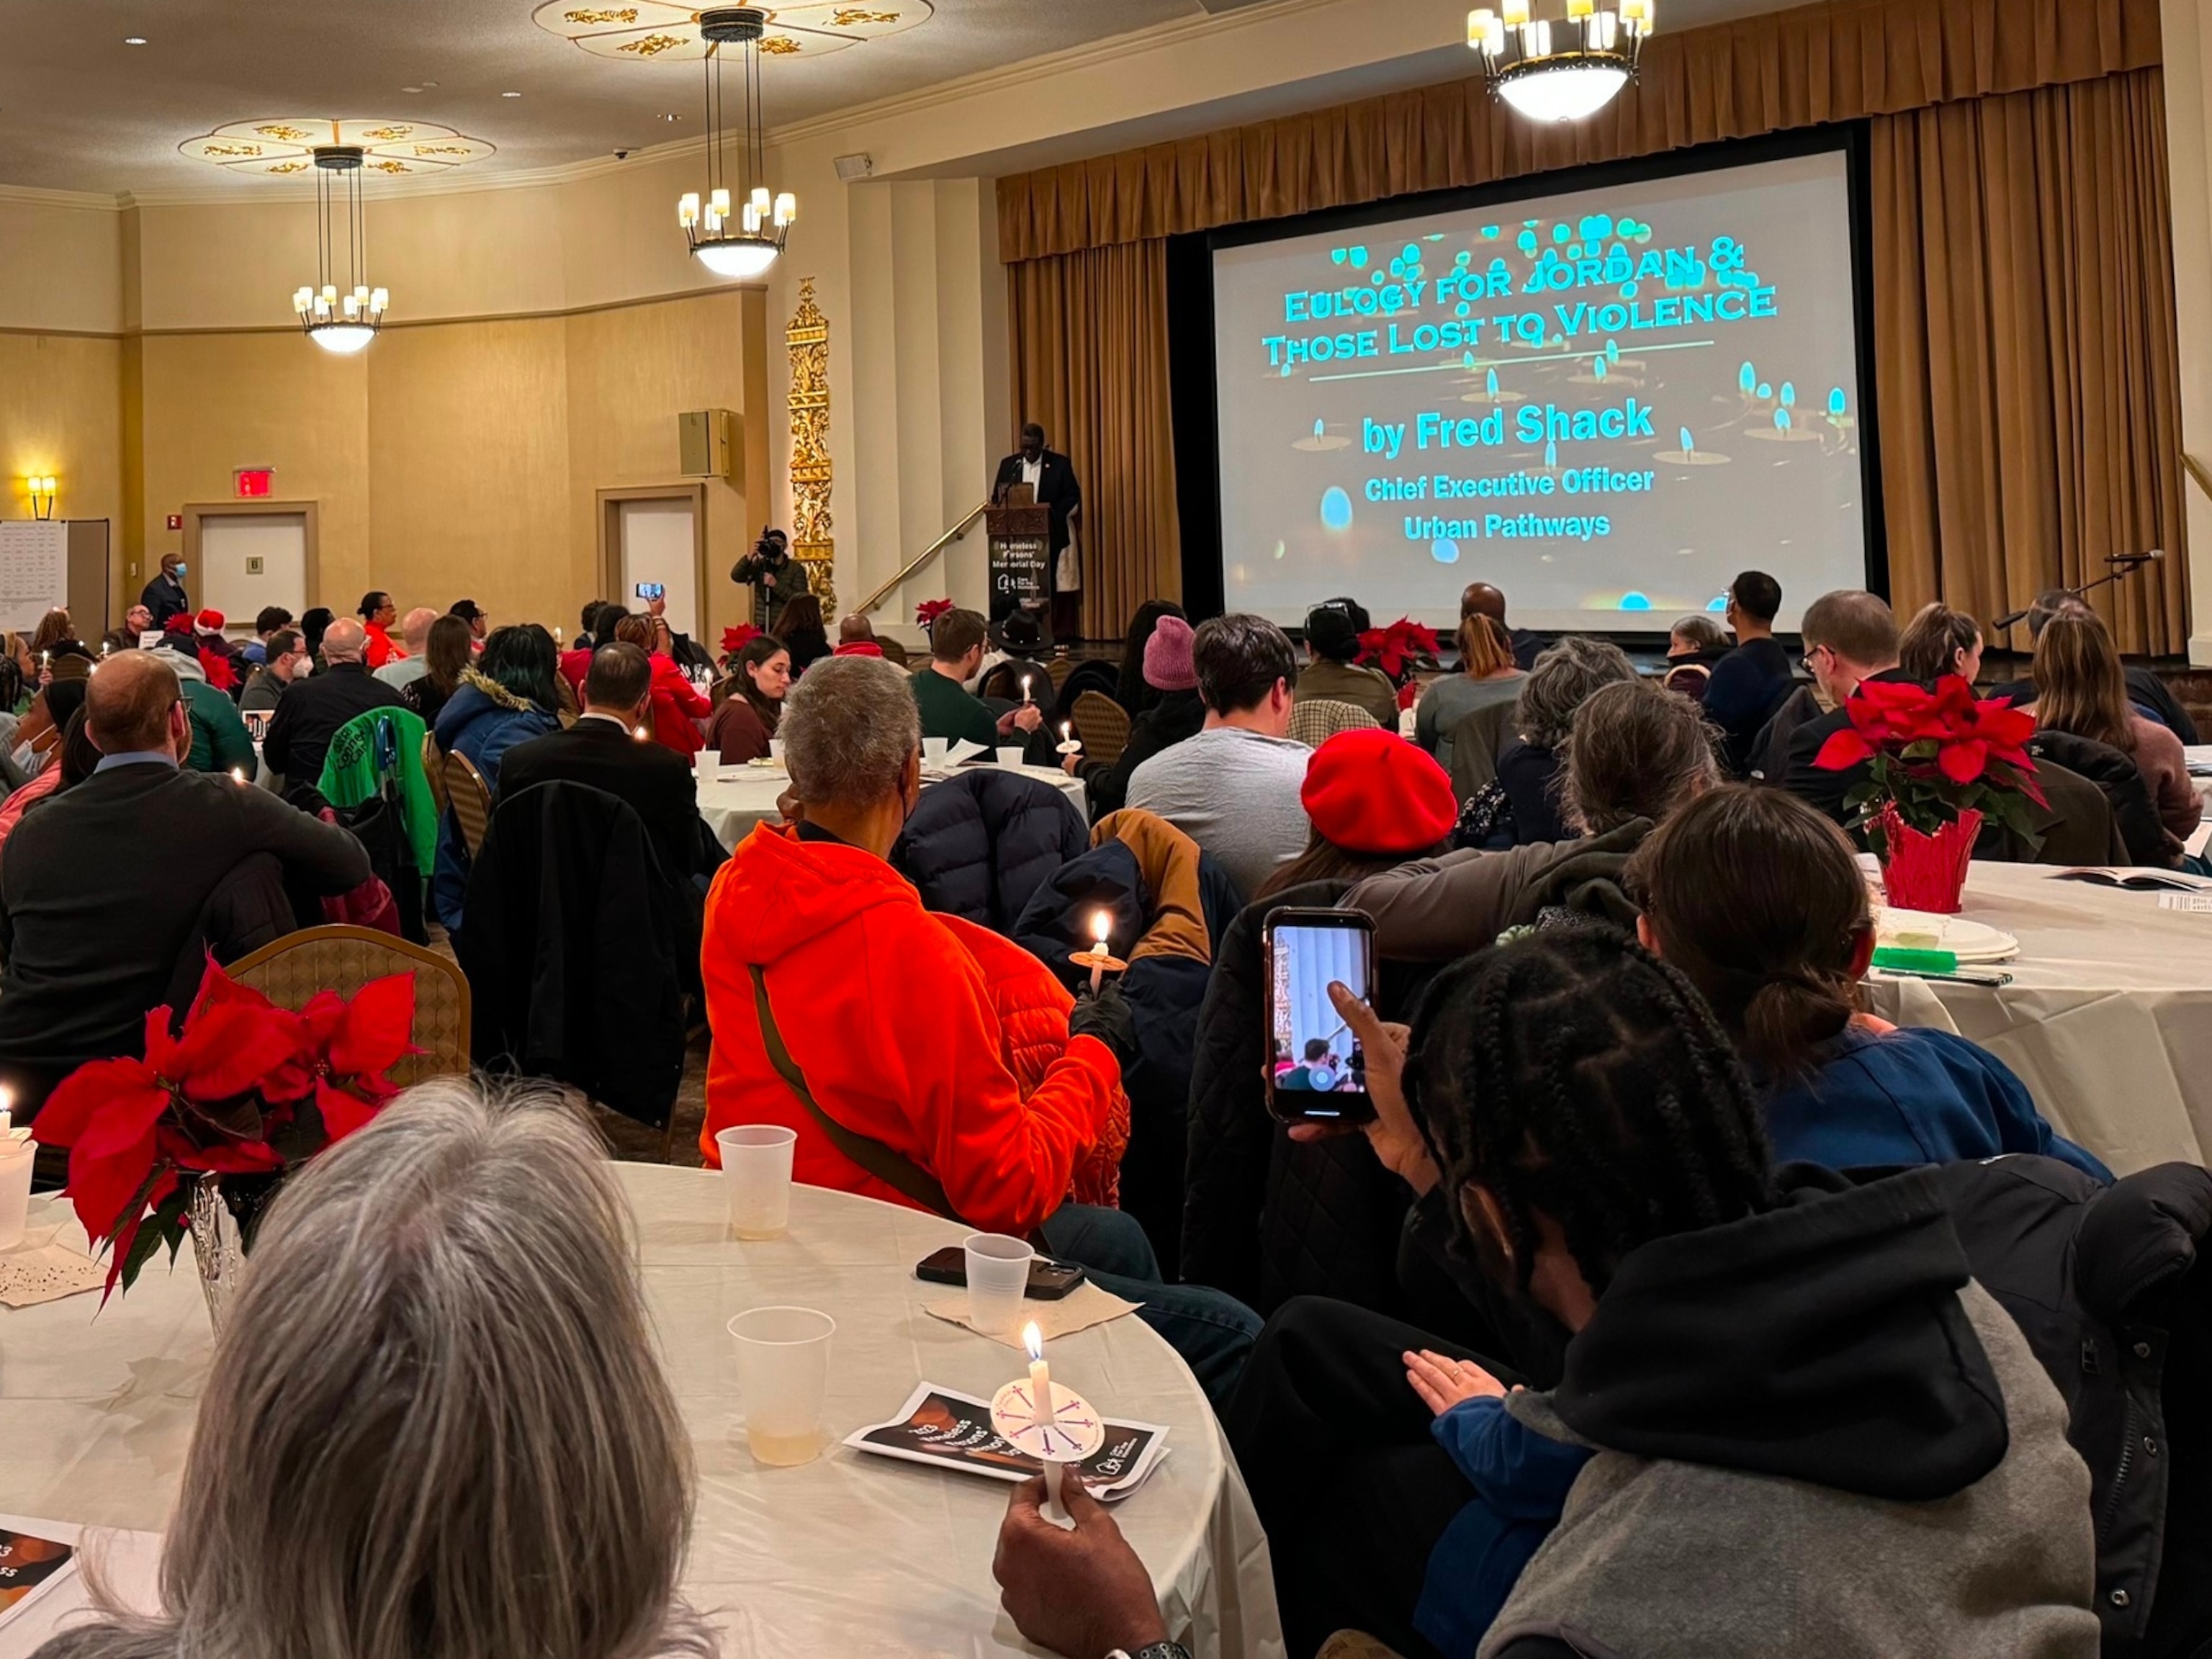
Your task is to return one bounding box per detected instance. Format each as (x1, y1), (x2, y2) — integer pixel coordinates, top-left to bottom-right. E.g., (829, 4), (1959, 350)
(1069, 612), (1207, 819)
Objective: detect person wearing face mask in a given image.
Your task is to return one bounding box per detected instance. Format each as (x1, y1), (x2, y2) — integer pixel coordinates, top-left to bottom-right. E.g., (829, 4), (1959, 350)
(239, 627), (312, 714)
(139, 553), (191, 630)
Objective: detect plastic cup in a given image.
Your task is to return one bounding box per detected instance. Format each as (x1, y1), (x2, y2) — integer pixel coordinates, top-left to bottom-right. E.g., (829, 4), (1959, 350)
(0, 1138), (33, 1253)
(769, 739), (787, 762)
(716, 1124), (796, 1240)
(963, 1231), (1033, 1335)
(729, 1305), (836, 1466)
(997, 746), (1028, 769)
(923, 737), (950, 763)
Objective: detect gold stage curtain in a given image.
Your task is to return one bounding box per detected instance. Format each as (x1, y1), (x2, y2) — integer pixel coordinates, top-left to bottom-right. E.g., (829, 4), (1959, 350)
(999, 0), (2161, 262)
(1007, 240), (1181, 641)
(1872, 68), (2188, 653)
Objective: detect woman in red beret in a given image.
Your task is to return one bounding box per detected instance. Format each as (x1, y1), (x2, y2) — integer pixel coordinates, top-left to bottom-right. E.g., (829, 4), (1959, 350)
(1255, 727), (1457, 900)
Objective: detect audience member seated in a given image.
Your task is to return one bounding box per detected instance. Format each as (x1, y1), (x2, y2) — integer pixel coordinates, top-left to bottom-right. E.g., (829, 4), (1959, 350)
(1125, 613), (1310, 902)
(374, 606), (440, 688)
(2028, 611), (2201, 852)
(1898, 601), (1985, 686)
(1701, 569), (1795, 774)
(359, 590), (406, 668)
(1354, 677), (1719, 958)
(450, 596), (490, 644)
(499, 642), (722, 897)
(27, 607), (73, 665)
(1782, 589), (1912, 826)
(777, 593), (833, 678)
(912, 608), (1045, 751)
(156, 634), (255, 776)
(611, 612), (710, 756)
(30, 1082), (712, 1659)
(1659, 613), (1727, 699)
(560, 600), (622, 693)
(698, 655), (1257, 1400)
(431, 624), (563, 930)
(1461, 580), (1543, 670)
(0, 706), (96, 853)
(1113, 600), (1187, 718)
(263, 617), (408, 789)
(299, 606), (333, 665)
(708, 634), (791, 764)
(1222, 928), (2102, 1659)
(1415, 611), (1524, 778)
(15, 678), (87, 775)
(1295, 598), (1399, 729)
(101, 602), (156, 657)
(1490, 637), (1637, 848)
(1628, 783), (2109, 1177)
(0, 652), (369, 1116)
(1992, 589), (2201, 742)
(833, 613), (884, 657)
(403, 613), (475, 728)
(1070, 613), (1205, 819)
(968, 611), (1047, 698)
(238, 628), (306, 714)
(1256, 729), (1455, 901)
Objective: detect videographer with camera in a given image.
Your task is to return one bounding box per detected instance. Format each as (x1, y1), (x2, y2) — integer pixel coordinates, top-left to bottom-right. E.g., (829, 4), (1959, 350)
(732, 526), (795, 632)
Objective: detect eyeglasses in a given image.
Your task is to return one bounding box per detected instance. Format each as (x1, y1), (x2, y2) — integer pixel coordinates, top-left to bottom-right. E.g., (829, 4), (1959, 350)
(1800, 644), (1829, 676)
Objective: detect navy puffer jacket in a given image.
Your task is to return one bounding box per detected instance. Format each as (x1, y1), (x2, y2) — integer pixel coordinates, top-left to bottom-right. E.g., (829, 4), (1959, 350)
(891, 770), (1087, 934)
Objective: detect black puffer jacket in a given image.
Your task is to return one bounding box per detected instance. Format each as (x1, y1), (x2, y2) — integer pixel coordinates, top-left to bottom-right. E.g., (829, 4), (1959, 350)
(890, 770), (1087, 934)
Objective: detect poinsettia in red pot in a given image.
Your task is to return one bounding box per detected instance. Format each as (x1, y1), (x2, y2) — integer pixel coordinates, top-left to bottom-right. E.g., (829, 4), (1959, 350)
(1813, 675), (2044, 914)
(30, 959), (418, 1320)
(1356, 617), (1441, 697)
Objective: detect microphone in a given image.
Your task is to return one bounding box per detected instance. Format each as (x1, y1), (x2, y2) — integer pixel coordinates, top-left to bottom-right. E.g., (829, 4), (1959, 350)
(1991, 606), (2032, 633)
(2107, 547), (2164, 566)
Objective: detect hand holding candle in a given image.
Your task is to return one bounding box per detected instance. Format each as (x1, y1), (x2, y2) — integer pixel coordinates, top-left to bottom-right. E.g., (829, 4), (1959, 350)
(1056, 720), (1082, 757)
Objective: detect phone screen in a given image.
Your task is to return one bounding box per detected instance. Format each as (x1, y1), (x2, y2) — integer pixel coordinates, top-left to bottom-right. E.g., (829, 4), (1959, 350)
(1268, 918), (1375, 1122)
(636, 582), (665, 600)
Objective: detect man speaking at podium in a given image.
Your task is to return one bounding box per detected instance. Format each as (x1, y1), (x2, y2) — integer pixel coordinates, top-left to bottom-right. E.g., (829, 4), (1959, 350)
(992, 422), (1082, 645)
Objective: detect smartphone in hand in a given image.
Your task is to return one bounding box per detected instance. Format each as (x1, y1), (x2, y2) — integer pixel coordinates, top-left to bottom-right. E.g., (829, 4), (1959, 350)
(1262, 907), (1379, 1126)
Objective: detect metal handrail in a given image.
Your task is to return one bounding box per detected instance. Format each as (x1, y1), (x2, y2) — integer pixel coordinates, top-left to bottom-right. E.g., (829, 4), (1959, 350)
(2185, 452), (2212, 504)
(855, 500), (990, 616)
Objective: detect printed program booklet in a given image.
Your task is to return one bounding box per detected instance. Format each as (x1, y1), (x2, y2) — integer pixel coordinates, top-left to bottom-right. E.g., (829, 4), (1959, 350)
(846, 1382), (1170, 1500)
(0, 1527), (77, 1627)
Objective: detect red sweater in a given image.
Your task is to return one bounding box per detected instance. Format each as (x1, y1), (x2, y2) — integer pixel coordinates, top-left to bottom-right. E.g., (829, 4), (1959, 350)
(644, 654), (711, 755)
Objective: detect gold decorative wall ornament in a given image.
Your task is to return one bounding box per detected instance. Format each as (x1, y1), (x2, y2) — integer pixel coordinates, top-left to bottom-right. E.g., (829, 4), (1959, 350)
(531, 0), (930, 60)
(786, 277), (837, 610)
(180, 117), (494, 177)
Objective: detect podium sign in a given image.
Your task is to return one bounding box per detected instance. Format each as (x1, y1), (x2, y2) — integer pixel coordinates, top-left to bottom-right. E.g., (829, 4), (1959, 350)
(986, 505), (1051, 626)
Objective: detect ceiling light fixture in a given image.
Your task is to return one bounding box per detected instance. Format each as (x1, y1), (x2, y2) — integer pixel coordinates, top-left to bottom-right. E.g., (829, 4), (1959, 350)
(1468, 1), (1654, 123)
(123, 36), (147, 45)
(290, 148), (388, 355)
(678, 8), (794, 282)
(502, 90), (522, 98)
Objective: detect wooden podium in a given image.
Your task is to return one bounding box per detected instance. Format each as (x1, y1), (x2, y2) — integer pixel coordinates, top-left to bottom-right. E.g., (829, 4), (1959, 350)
(986, 503), (1052, 629)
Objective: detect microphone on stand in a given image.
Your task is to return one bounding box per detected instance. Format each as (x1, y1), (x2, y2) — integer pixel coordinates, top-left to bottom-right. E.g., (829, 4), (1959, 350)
(1988, 550), (2163, 634)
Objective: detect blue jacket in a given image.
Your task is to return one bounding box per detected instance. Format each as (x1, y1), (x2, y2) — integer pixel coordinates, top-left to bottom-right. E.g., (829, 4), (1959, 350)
(1416, 1396), (1593, 1658)
(1762, 1025), (2110, 1182)
(431, 680), (560, 932)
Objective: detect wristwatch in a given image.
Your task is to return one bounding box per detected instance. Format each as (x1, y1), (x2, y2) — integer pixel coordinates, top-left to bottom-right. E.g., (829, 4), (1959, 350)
(1104, 1646), (1190, 1659)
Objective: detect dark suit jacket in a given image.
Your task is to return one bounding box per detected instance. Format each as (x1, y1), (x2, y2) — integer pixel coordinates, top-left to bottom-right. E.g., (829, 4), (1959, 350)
(0, 762), (371, 1113)
(1782, 667), (1924, 827)
(992, 449), (1082, 554)
(139, 573), (191, 629)
(496, 717), (719, 887)
(261, 662), (408, 788)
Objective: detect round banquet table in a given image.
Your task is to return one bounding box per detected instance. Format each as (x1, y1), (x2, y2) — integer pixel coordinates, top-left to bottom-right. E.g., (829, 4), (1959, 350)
(698, 761), (1091, 850)
(1862, 860), (2212, 1174)
(0, 1166), (1282, 1658)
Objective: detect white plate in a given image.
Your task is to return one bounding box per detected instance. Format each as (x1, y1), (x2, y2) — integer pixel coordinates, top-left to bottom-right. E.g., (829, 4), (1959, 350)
(1877, 907), (2019, 963)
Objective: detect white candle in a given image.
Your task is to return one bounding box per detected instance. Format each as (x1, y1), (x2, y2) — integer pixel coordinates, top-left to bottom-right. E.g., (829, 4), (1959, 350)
(1087, 911), (1112, 992)
(0, 1084), (12, 1135)
(1025, 1321), (1068, 1521)
(1021, 676), (1035, 705)
(554, 626), (564, 644)
(230, 766), (246, 785)
(1061, 722), (1071, 744)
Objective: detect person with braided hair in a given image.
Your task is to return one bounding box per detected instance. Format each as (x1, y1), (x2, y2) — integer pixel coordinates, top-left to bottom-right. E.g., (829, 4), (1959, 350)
(1227, 927), (2101, 1659)
(1626, 783), (2108, 1179)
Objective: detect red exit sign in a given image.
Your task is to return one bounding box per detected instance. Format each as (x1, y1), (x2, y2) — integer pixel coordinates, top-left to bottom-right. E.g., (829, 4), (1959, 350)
(234, 467), (274, 499)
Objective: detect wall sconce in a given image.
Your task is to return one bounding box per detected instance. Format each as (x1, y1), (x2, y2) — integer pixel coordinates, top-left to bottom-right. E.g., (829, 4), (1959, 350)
(22, 476), (57, 521)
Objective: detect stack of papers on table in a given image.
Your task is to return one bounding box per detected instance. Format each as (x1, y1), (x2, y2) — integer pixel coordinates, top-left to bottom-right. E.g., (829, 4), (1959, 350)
(847, 1383), (1170, 1501)
(2054, 867), (2212, 894)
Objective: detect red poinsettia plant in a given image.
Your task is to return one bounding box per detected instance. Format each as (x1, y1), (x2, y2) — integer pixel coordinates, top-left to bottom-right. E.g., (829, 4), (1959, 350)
(916, 598), (956, 631)
(1814, 675), (2045, 848)
(1357, 617), (1440, 687)
(719, 623), (760, 663)
(30, 960), (418, 1301)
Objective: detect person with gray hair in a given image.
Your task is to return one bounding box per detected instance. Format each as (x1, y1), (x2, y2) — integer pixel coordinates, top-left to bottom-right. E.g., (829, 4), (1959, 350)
(30, 1080), (710, 1659)
(1494, 636), (1637, 845)
(699, 655), (1259, 1403)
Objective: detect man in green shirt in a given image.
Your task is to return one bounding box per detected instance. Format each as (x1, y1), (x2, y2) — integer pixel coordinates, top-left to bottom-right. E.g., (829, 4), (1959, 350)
(911, 608), (1043, 751)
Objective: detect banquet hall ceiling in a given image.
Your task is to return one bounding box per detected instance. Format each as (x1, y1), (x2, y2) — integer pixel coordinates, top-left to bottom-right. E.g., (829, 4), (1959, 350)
(0, 0), (1815, 197)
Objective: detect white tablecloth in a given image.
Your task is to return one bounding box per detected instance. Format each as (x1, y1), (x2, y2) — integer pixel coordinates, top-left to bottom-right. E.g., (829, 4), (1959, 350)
(0, 1167), (1280, 1658)
(1863, 860), (2212, 1174)
(698, 763), (1091, 850)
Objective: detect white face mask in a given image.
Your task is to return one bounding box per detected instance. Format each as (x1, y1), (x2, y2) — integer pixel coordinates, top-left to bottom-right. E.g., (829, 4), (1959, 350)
(293, 657), (312, 678)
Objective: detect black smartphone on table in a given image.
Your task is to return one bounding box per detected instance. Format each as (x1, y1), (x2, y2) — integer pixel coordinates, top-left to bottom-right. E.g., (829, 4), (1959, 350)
(1262, 907), (1379, 1126)
(914, 1247), (1089, 1300)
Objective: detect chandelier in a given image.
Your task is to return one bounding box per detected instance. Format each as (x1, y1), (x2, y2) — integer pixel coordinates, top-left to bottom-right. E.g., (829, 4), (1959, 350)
(1469, 1), (1655, 123)
(289, 147), (388, 355)
(678, 7), (796, 282)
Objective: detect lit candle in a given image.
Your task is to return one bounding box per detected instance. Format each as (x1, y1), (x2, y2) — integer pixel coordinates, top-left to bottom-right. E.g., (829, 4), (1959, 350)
(230, 766), (246, 785)
(1087, 911), (1111, 993)
(633, 725), (649, 742)
(1025, 1321), (1067, 1520)
(38, 650), (48, 670)
(1021, 675), (1035, 705)
(0, 1083), (12, 1136)
(554, 626), (564, 645)
(1061, 722), (1071, 744)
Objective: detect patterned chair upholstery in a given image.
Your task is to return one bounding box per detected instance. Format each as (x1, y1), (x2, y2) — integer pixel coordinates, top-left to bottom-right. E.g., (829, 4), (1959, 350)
(226, 925), (470, 1089)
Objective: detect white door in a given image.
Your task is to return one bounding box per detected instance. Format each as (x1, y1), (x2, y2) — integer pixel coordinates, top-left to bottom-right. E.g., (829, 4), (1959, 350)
(200, 514), (308, 634)
(618, 500), (699, 643)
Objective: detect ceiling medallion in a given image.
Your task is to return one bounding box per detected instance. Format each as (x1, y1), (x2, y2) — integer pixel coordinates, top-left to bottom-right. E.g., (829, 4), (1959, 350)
(1468, 1), (1655, 124)
(179, 117), (496, 178)
(531, 0), (932, 61)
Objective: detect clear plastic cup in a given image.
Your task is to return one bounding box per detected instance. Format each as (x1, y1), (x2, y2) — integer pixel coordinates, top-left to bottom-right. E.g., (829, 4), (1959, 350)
(716, 1124), (796, 1240)
(997, 747), (1028, 769)
(729, 1305), (836, 1466)
(0, 1138), (34, 1253)
(769, 739), (787, 762)
(922, 737), (950, 764)
(963, 1232), (1033, 1335)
